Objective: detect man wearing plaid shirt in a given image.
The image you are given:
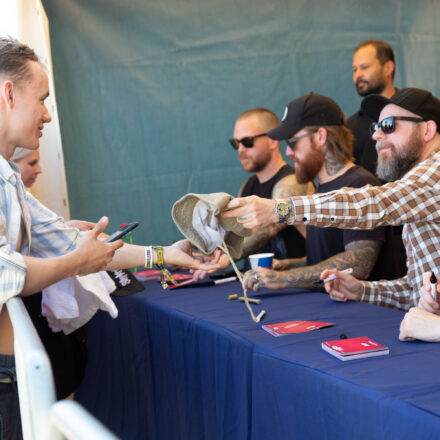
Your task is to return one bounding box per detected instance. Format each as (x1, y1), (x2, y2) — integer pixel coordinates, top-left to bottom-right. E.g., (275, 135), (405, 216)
(223, 88), (440, 312)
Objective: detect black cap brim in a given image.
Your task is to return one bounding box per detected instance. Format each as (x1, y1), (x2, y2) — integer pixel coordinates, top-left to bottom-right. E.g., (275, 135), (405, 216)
(361, 94), (393, 121)
(267, 123), (300, 141)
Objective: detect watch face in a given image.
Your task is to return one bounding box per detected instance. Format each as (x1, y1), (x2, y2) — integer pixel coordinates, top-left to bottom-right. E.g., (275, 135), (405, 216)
(277, 201), (290, 217)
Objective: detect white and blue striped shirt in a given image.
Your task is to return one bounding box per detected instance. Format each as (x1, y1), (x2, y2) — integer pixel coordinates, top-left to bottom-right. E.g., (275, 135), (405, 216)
(0, 154), (81, 306)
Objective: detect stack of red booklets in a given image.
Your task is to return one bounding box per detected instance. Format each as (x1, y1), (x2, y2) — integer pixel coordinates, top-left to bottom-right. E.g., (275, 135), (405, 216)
(262, 320), (334, 337)
(322, 336), (389, 361)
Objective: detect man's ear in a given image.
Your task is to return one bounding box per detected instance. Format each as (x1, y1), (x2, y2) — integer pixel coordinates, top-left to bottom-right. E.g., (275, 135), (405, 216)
(1, 80), (15, 109)
(423, 120), (437, 142)
(316, 127), (328, 149)
(383, 60), (395, 79)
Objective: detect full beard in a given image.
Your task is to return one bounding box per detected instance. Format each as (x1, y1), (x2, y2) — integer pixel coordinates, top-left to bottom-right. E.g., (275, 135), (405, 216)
(356, 77), (387, 97)
(376, 130), (423, 181)
(294, 146), (323, 184)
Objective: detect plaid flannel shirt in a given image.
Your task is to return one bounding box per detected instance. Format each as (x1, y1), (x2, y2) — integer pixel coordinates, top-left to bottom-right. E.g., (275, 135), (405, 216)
(287, 148), (440, 311)
(0, 155), (81, 308)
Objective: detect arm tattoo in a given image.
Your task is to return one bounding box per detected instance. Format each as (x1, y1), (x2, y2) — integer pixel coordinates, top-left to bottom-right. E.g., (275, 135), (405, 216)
(261, 240), (381, 290)
(241, 174), (308, 257)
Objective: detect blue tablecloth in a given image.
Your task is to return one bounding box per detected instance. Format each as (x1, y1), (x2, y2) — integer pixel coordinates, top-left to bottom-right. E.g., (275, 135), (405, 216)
(75, 279), (440, 439)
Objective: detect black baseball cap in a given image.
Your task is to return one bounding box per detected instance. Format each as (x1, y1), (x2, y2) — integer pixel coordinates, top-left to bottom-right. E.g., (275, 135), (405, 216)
(267, 92), (345, 140)
(361, 87), (440, 132)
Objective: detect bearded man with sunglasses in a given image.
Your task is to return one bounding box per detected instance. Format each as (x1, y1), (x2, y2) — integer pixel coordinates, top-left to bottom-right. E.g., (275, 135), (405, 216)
(223, 88), (440, 312)
(229, 108), (310, 265)
(233, 93), (400, 291)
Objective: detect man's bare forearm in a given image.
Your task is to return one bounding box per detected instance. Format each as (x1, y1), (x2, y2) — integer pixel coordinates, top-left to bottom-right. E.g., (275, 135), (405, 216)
(21, 253), (80, 295)
(261, 240), (381, 289)
(241, 223), (285, 257)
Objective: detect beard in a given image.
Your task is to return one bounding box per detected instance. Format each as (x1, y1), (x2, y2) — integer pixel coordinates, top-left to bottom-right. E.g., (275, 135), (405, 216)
(355, 76), (387, 97)
(239, 149), (272, 173)
(375, 129), (423, 181)
(294, 142), (323, 184)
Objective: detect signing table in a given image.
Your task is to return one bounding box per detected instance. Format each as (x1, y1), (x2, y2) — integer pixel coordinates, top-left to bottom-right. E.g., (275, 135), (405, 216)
(76, 279), (440, 440)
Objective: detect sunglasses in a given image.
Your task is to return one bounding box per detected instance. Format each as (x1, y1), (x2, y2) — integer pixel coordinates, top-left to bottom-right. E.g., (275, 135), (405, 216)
(229, 133), (267, 149)
(369, 116), (424, 136)
(286, 131), (315, 149)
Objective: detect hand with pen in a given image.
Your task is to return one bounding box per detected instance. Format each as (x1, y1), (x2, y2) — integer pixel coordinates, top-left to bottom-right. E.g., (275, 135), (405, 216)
(417, 271), (440, 314)
(320, 268), (364, 302)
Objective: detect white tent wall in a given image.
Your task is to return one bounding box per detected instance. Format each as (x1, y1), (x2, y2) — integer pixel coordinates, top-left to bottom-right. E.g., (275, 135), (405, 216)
(0, 0), (70, 219)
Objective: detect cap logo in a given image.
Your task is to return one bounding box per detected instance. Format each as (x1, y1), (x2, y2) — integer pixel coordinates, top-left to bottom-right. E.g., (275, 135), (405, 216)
(281, 106), (288, 122)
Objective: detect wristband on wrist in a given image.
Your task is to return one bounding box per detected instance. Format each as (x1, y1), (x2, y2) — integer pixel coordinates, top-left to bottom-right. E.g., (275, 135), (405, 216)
(144, 246), (153, 269)
(153, 246), (178, 289)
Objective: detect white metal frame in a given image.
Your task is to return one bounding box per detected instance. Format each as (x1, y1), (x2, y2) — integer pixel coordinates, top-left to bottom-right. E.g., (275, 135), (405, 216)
(6, 297), (118, 440)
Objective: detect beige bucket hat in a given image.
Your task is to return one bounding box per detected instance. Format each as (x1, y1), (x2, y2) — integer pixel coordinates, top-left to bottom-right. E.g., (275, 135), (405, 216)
(172, 192), (251, 259)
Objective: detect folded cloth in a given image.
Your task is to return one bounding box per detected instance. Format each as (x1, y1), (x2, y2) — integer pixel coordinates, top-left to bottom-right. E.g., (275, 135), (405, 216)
(172, 192), (251, 259)
(41, 272), (117, 335)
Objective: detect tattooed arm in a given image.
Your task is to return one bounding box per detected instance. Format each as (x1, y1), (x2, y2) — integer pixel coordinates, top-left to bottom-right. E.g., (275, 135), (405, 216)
(243, 239), (381, 291)
(240, 174), (309, 257)
(272, 256), (307, 270)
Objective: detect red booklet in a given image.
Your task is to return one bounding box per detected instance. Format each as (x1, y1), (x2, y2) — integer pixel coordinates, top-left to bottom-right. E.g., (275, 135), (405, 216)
(322, 336), (389, 361)
(262, 320), (334, 337)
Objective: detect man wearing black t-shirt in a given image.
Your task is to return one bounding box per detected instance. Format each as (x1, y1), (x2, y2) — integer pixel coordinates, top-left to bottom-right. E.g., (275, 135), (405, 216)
(346, 39), (406, 277)
(242, 93), (402, 291)
(230, 108), (310, 263)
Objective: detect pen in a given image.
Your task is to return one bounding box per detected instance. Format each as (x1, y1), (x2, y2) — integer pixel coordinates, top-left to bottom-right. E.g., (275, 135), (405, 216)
(430, 270), (437, 300)
(315, 268), (353, 285)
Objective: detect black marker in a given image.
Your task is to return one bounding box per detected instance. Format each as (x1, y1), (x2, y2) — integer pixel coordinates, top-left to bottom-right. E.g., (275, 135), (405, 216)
(430, 270), (437, 300)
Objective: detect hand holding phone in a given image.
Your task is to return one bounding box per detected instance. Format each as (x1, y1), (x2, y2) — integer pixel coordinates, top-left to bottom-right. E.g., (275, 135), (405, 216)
(104, 222), (139, 243)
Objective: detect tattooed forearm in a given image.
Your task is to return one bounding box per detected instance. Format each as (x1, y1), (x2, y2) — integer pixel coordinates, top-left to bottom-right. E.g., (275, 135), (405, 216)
(259, 240), (381, 290)
(241, 224), (284, 257)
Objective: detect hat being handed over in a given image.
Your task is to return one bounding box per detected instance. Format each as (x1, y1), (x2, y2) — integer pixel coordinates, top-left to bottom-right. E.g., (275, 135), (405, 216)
(172, 193), (252, 259)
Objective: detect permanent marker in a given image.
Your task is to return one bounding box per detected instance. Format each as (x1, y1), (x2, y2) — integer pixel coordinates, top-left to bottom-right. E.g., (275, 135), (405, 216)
(322, 268), (353, 284)
(430, 270), (437, 300)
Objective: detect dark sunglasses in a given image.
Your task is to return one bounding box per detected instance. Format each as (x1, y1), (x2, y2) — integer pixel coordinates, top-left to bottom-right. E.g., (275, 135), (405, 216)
(286, 131), (315, 149)
(369, 116), (424, 136)
(229, 133), (267, 149)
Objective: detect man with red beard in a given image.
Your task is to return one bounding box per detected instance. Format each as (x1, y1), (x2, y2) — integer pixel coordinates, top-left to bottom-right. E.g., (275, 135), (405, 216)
(230, 108), (309, 264)
(223, 88), (440, 312)
(240, 93), (400, 290)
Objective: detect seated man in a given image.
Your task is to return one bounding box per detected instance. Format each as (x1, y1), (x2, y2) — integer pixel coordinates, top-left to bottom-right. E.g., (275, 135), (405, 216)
(243, 93), (401, 291)
(223, 87), (440, 311)
(230, 108), (309, 264)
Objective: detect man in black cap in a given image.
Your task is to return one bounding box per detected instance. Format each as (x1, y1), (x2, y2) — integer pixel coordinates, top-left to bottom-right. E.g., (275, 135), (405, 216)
(223, 88), (440, 311)
(242, 93), (401, 291)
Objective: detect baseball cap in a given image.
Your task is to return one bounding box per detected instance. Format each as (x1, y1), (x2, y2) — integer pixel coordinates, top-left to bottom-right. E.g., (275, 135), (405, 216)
(267, 92), (345, 140)
(361, 88), (440, 131)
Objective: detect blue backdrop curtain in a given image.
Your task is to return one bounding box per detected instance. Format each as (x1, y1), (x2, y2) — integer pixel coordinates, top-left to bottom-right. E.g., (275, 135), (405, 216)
(42, 0), (440, 245)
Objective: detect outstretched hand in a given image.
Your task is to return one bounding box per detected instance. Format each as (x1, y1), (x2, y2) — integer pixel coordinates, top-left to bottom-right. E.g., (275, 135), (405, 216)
(163, 240), (224, 272)
(221, 195), (278, 229)
(321, 268), (364, 302)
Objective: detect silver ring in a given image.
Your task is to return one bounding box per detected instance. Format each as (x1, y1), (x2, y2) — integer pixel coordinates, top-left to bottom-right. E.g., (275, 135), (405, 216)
(254, 273), (261, 281)
(238, 216), (247, 222)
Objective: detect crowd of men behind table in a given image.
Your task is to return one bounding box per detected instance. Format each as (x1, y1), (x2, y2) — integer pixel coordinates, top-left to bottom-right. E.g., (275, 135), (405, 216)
(1, 35), (440, 438)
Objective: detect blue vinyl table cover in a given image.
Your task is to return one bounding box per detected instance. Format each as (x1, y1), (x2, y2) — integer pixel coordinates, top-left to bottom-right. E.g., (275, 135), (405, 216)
(75, 279), (440, 439)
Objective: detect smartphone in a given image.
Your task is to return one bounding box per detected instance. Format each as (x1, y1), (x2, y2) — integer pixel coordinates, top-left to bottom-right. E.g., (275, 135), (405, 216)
(104, 222), (139, 243)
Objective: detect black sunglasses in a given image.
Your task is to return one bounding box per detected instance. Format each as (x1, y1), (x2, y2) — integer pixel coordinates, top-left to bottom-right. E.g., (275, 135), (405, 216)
(229, 133), (267, 149)
(369, 116), (424, 136)
(286, 131), (316, 149)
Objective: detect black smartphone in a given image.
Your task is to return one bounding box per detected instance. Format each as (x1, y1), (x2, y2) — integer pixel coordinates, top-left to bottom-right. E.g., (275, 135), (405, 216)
(104, 222), (139, 243)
